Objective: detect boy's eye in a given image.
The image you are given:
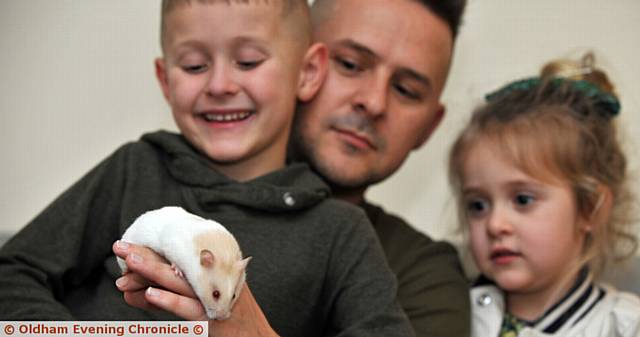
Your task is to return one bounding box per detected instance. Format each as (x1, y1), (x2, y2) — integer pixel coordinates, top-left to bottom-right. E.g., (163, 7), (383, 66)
(182, 64), (208, 74)
(235, 59), (264, 70)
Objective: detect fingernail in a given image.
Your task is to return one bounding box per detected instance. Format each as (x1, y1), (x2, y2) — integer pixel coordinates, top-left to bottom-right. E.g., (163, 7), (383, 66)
(115, 277), (127, 288)
(130, 253), (143, 264)
(116, 240), (129, 250)
(146, 287), (159, 297)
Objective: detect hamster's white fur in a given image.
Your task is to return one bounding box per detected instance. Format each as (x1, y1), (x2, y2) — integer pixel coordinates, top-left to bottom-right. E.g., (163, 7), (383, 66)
(117, 206), (250, 320)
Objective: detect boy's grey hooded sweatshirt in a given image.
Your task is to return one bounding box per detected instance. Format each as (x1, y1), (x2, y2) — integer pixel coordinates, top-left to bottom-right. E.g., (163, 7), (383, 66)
(0, 131), (414, 337)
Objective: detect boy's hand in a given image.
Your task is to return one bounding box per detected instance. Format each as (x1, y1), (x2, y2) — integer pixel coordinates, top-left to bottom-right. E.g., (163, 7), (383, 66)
(112, 241), (279, 337)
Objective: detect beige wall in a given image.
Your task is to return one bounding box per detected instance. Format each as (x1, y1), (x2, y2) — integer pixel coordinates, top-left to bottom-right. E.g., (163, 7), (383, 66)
(1, 1), (639, 246)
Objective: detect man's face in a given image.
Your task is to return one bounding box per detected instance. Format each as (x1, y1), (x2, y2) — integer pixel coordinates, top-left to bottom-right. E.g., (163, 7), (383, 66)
(293, 0), (453, 194)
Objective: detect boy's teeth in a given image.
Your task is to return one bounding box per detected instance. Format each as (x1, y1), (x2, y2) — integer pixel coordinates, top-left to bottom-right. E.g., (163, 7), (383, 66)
(203, 111), (251, 122)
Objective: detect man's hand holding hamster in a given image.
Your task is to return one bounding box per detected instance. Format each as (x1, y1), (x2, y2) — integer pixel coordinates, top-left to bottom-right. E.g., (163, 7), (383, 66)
(112, 241), (279, 337)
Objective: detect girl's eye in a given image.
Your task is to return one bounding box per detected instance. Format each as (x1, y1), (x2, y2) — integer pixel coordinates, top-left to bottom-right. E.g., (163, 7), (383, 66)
(514, 194), (535, 206)
(466, 199), (488, 216)
(183, 64), (208, 74)
(213, 290), (220, 300)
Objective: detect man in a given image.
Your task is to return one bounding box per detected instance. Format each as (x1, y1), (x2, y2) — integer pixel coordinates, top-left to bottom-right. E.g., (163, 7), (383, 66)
(290, 1), (470, 336)
(115, 0), (469, 336)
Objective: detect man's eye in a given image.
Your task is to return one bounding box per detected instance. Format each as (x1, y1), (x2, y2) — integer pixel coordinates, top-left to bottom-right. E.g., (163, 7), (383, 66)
(393, 83), (421, 100)
(182, 64), (208, 74)
(235, 59), (264, 70)
(334, 56), (362, 74)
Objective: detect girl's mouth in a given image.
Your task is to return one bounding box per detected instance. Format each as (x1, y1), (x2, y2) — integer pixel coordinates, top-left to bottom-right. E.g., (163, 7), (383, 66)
(490, 249), (521, 265)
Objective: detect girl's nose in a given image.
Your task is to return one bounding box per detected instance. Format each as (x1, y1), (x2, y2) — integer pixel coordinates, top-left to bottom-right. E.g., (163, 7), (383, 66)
(486, 207), (513, 237)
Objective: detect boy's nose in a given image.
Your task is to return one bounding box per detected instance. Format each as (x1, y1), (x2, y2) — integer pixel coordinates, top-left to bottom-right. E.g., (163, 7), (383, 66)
(206, 63), (239, 97)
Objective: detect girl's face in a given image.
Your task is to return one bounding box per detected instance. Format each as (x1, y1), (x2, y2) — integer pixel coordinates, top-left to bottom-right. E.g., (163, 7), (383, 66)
(461, 140), (589, 299)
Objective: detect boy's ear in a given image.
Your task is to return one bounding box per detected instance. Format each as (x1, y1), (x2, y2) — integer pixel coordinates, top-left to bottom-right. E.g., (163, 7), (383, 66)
(297, 42), (328, 102)
(413, 103), (445, 150)
(155, 58), (171, 101)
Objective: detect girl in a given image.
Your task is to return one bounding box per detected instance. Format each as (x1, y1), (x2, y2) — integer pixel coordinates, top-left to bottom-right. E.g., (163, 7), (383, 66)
(449, 53), (640, 337)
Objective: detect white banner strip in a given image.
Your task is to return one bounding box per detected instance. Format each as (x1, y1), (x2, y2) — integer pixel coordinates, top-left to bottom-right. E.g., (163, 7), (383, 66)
(0, 321), (207, 337)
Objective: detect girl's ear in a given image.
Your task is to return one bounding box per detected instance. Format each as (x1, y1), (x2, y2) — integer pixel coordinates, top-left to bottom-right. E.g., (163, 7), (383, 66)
(296, 42), (328, 102)
(585, 184), (613, 232)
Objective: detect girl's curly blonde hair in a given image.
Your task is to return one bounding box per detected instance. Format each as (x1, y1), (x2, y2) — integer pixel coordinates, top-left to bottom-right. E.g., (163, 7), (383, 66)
(449, 53), (637, 279)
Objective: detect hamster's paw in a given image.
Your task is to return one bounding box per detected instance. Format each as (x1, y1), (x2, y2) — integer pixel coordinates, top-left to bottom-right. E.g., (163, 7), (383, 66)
(170, 263), (185, 279)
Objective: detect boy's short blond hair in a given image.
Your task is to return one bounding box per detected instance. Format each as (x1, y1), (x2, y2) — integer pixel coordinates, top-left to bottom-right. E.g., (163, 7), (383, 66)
(159, 0), (311, 52)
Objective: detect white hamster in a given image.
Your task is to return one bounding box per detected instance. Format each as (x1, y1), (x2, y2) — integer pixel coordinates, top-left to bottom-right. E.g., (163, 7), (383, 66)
(117, 206), (251, 320)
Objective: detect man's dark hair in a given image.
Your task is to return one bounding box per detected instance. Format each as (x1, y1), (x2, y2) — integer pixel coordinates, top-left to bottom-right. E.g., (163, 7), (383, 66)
(417, 0), (467, 38)
(312, 0), (466, 39)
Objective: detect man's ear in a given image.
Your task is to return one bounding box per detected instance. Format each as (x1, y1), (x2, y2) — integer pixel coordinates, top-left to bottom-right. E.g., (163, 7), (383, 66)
(297, 42), (328, 102)
(155, 57), (171, 102)
(413, 103), (445, 150)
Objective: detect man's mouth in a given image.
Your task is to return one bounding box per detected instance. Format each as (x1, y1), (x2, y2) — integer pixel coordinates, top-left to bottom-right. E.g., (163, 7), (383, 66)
(200, 110), (253, 123)
(333, 127), (377, 151)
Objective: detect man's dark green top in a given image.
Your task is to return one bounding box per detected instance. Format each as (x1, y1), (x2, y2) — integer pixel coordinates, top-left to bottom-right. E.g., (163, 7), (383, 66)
(0, 131), (414, 337)
(362, 202), (470, 337)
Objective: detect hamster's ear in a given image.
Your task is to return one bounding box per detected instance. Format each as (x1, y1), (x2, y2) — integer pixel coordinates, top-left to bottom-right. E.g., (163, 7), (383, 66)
(200, 249), (215, 268)
(237, 256), (252, 271)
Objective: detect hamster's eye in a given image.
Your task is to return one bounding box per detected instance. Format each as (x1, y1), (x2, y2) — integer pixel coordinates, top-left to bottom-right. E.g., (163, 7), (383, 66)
(213, 290), (220, 300)
(232, 293), (236, 300)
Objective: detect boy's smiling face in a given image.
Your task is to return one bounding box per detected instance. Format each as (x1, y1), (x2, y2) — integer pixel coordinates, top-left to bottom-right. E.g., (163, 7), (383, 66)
(156, 1), (308, 181)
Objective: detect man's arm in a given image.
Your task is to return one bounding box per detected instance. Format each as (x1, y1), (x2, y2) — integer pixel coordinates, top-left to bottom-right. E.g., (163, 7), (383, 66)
(364, 202), (470, 337)
(113, 241), (279, 337)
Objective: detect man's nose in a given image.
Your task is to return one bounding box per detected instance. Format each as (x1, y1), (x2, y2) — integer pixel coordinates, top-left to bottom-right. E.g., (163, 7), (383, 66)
(353, 73), (388, 117)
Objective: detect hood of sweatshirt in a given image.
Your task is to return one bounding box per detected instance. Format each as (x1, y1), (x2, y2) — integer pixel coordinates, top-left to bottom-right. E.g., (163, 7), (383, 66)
(141, 131), (330, 213)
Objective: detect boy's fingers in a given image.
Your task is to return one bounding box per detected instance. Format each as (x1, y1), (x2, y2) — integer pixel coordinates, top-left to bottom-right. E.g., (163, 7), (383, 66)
(124, 253), (196, 297)
(123, 290), (155, 310)
(112, 240), (196, 297)
(144, 287), (208, 321)
(115, 273), (154, 292)
(113, 240), (167, 263)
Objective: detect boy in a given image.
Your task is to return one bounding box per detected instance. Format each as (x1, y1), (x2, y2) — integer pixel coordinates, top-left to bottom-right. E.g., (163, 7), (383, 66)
(0, 1), (413, 336)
